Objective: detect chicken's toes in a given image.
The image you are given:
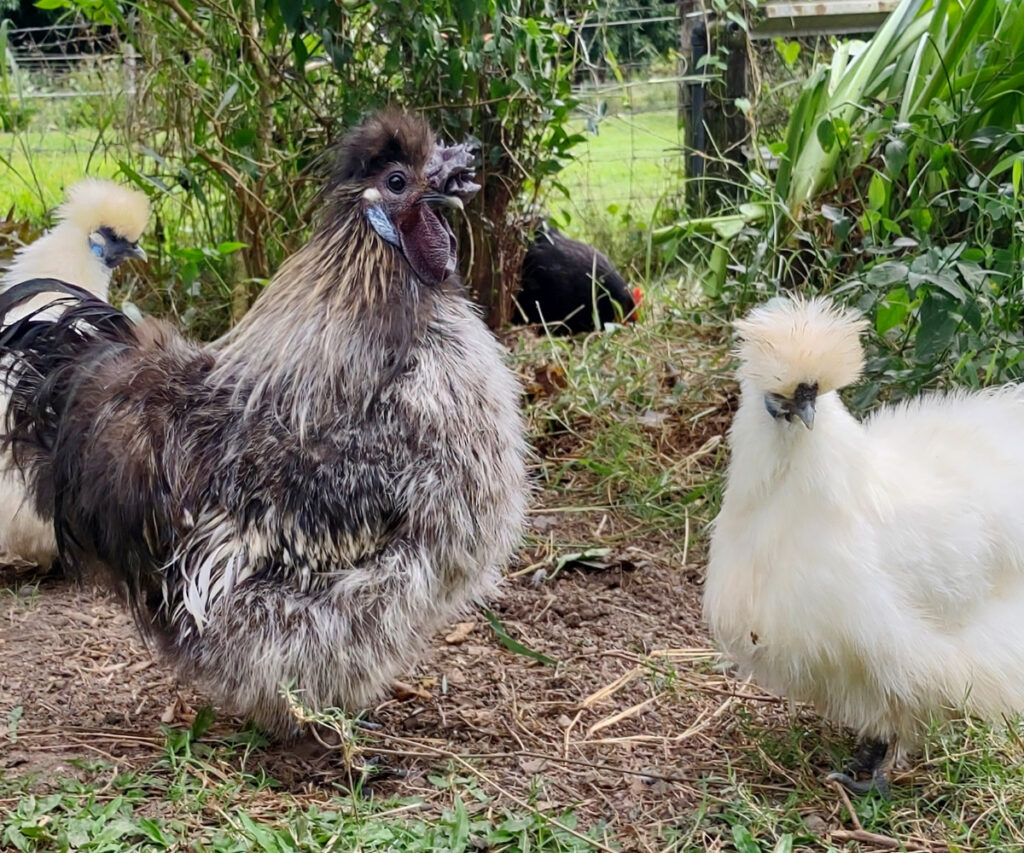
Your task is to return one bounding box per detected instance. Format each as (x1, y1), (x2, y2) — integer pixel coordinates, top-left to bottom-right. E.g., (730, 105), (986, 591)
(349, 755), (408, 792)
(827, 768), (892, 800)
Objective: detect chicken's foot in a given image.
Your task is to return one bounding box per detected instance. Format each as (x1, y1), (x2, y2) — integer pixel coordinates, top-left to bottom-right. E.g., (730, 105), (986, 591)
(827, 737), (893, 799)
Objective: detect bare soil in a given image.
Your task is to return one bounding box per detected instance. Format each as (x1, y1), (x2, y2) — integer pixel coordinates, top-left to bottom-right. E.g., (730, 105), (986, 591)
(0, 387), (860, 851)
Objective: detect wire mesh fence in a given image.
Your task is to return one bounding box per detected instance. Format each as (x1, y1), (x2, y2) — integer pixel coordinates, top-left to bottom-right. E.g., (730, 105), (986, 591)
(0, 20), (134, 216)
(554, 2), (685, 232)
(0, 12), (687, 228)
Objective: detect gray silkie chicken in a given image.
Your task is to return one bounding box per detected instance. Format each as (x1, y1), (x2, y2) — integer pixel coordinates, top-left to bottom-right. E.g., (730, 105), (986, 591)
(0, 110), (529, 738)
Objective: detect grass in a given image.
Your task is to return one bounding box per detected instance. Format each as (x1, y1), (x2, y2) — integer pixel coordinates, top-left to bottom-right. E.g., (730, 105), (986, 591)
(2, 704), (608, 852)
(0, 129), (124, 221)
(0, 750), (603, 852)
(550, 108), (684, 248)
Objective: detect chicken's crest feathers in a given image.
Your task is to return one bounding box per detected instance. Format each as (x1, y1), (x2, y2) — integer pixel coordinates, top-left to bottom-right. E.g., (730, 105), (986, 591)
(734, 296), (867, 395)
(58, 179), (151, 242)
(332, 108), (436, 184)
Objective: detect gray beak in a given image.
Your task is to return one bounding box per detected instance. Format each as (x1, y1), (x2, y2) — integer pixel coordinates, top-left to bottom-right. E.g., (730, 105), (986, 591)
(792, 398), (815, 430)
(128, 243), (147, 262)
(764, 381), (818, 430)
(790, 382), (818, 430)
(418, 191), (463, 212)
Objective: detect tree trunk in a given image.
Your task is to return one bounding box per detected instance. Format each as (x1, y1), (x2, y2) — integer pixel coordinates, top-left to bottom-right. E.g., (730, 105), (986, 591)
(460, 176), (523, 329)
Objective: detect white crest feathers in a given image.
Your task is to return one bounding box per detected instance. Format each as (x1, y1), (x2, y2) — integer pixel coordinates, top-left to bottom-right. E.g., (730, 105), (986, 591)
(57, 178), (151, 243)
(734, 295), (868, 395)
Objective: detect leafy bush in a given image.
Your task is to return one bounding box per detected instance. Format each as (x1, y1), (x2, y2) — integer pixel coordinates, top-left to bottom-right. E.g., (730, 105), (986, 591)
(48, 0), (587, 334)
(667, 0), (1024, 405)
(0, 21), (35, 132)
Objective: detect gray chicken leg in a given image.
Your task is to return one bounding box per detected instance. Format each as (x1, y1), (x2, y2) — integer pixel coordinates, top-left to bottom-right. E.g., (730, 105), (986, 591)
(827, 737), (893, 798)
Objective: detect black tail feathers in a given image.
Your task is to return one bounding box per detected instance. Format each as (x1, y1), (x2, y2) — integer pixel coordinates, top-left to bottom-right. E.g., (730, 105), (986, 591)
(0, 277), (98, 323)
(0, 276), (137, 484)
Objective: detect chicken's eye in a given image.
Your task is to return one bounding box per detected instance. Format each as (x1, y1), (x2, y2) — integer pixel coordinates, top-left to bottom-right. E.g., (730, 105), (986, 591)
(386, 173), (406, 193)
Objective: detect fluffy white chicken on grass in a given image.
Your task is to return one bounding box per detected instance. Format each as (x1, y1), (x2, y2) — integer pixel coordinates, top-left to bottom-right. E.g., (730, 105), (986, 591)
(0, 179), (150, 567)
(704, 295), (1024, 796)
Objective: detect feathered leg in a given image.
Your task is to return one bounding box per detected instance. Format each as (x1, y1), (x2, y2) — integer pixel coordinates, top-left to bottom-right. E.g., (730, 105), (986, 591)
(827, 736), (894, 798)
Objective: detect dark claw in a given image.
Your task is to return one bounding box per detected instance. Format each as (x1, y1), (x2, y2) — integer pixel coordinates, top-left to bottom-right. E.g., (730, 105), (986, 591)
(828, 768), (891, 800)
(828, 736), (893, 799)
(350, 755), (408, 793)
(842, 737), (889, 776)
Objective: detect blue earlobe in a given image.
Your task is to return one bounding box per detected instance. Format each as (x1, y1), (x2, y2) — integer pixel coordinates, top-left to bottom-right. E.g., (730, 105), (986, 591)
(90, 241), (105, 259)
(366, 204), (400, 247)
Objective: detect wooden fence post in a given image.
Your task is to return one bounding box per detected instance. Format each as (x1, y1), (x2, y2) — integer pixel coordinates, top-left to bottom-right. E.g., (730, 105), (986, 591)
(679, 4), (749, 212)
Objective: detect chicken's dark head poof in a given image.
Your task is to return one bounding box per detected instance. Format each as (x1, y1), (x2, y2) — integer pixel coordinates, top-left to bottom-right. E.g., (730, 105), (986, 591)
(334, 110), (481, 287)
(88, 225), (148, 269)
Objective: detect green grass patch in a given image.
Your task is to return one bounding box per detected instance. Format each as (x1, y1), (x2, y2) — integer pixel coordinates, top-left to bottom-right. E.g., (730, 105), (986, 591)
(513, 276), (731, 539)
(552, 108), (683, 247)
(0, 773), (602, 852)
(0, 727), (612, 853)
(676, 712), (1024, 852)
(0, 130), (124, 221)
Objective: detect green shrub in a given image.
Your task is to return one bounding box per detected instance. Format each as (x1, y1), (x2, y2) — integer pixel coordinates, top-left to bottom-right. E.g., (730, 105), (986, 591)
(45, 0), (588, 335)
(665, 0), (1024, 406)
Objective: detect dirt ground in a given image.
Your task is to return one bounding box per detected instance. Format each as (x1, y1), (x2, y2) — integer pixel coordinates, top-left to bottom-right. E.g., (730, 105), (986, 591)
(0, 498), (858, 853)
(0, 377), (862, 850)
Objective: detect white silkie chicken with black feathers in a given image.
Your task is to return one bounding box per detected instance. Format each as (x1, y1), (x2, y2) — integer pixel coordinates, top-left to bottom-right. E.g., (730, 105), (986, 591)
(0, 179), (149, 568)
(705, 295), (1024, 795)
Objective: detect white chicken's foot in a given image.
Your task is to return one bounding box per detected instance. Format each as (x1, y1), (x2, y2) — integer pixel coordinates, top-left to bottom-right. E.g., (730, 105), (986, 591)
(827, 737), (894, 799)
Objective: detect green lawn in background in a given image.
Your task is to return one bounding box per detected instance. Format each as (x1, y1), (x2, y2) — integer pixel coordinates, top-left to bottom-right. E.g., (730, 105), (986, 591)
(0, 109), (683, 236)
(0, 130), (122, 220)
(553, 108), (683, 235)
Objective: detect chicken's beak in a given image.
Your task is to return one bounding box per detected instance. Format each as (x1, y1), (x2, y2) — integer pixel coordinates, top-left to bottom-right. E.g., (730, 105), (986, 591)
(128, 243), (147, 262)
(789, 382), (818, 430)
(629, 286), (644, 323)
(418, 191), (464, 212)
(792, 399), (815, 430)
(764, 382), (817, 430)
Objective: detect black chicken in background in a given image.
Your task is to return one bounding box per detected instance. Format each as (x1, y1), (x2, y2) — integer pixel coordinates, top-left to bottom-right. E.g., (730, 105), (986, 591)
(0, 110), (529, 739)
(516, 219), (642, 335)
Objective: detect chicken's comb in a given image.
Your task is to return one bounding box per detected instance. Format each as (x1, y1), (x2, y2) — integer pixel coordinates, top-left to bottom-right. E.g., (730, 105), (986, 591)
(426, 141), (481, 202)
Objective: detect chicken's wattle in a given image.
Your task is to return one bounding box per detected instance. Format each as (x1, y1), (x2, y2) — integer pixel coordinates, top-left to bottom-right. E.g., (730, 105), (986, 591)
(398, 203), (457, 286)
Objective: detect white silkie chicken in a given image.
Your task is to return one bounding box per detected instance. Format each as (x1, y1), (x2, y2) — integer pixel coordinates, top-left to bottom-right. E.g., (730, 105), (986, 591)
(0, 179), (150, 567)
(704, 295), (1024, 796)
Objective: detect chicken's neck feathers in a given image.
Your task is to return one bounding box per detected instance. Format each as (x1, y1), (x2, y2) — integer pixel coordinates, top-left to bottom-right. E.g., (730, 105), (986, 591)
(727, 380), (866, 502)
(1, 222), (111, 306)
(210, 204), (436, 430)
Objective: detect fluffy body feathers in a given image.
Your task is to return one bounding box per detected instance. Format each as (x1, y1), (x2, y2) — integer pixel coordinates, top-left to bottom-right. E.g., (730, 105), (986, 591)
(0, 180), (149, 568)
(0, 113), (527, 737)
(517, 222), (639, 334)
(705, 296), (1024, 754)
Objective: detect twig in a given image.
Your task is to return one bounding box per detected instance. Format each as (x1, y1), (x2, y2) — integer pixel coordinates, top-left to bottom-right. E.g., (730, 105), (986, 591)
(830, 829), (946, 852)
(586, 695), (658, 736)
(830, 830), (902, 849)
(152, 0), (209, 41)
(829, 778), (863, 832)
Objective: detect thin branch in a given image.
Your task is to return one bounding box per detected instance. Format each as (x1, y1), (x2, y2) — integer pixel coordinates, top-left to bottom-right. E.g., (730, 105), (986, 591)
(151, 0), (209, 42)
